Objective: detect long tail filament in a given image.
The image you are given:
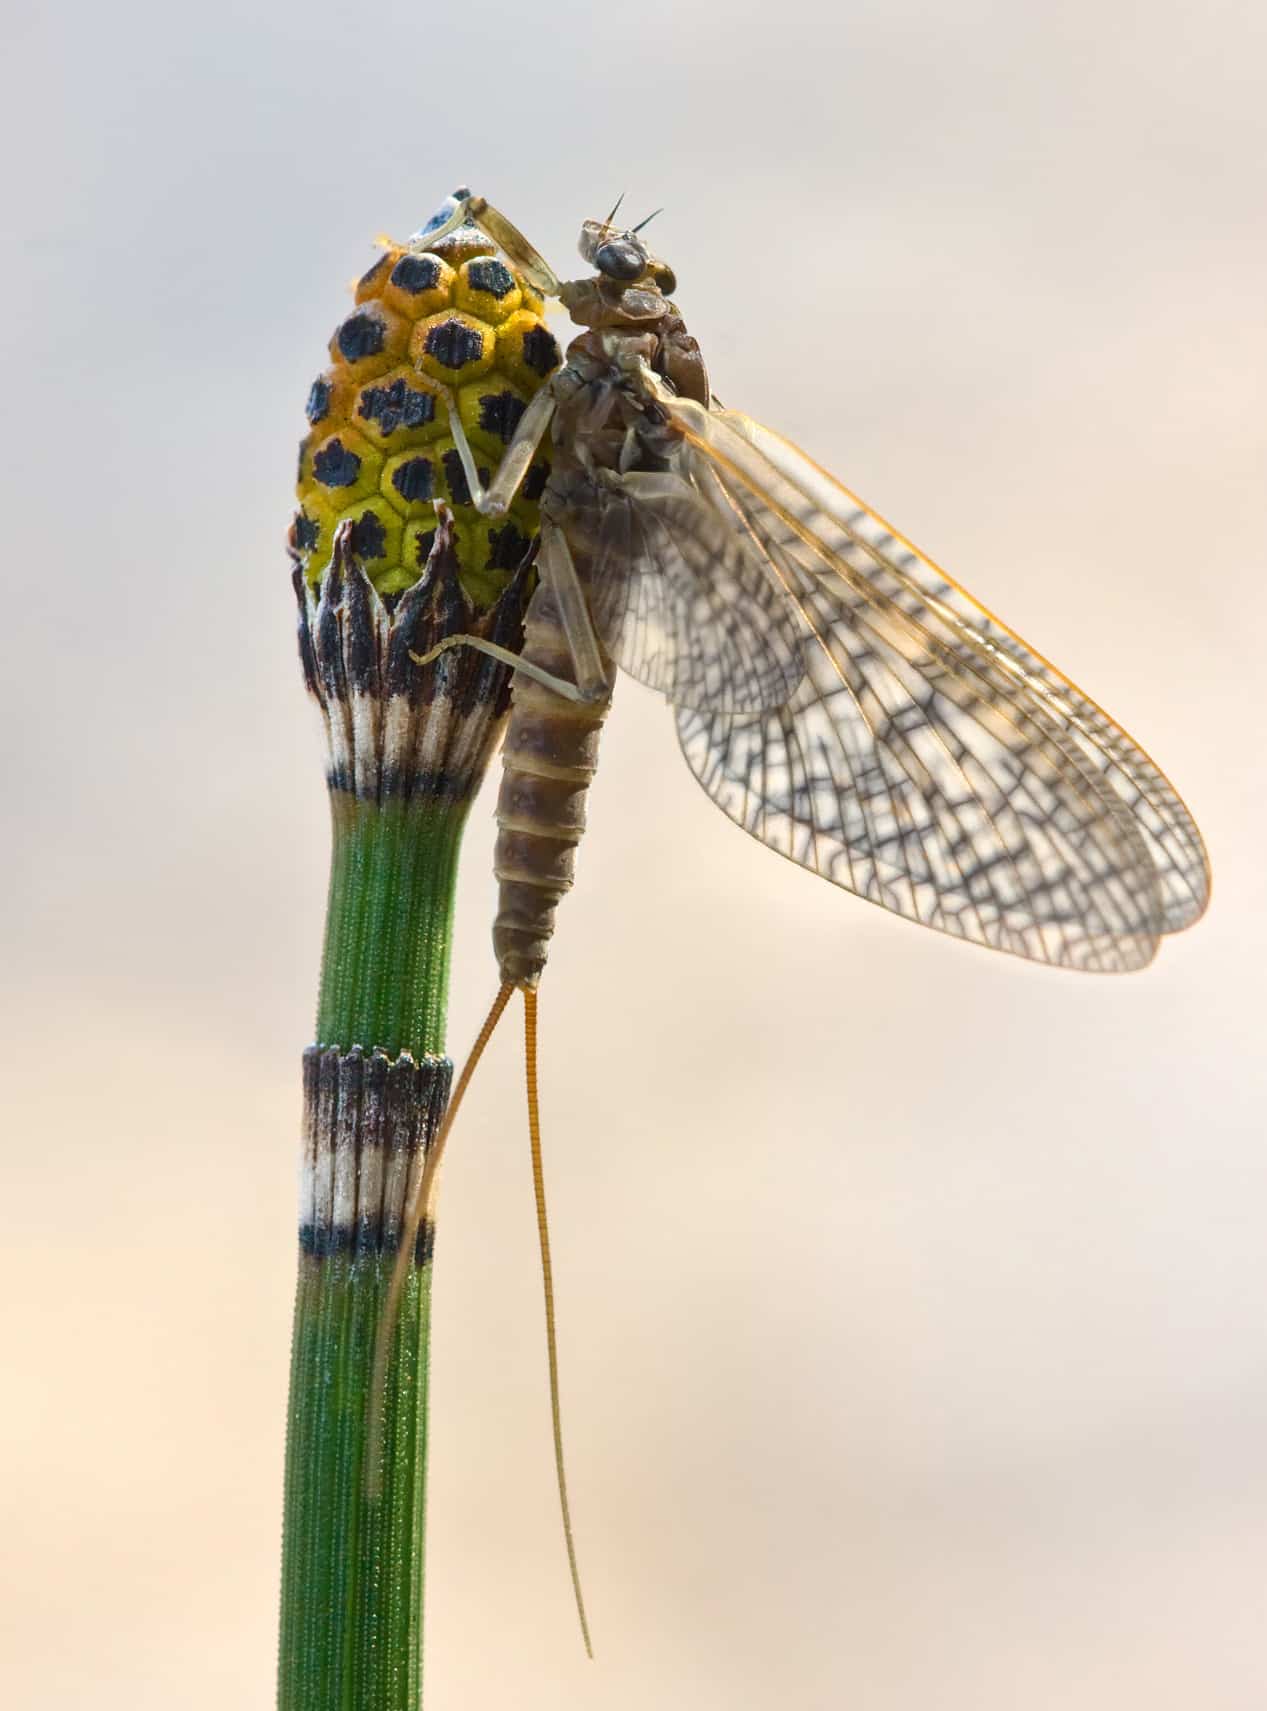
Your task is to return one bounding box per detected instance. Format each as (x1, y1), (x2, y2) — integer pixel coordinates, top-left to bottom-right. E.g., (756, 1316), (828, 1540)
(524, 984), (594, 1658)
(366, 980), (515, 1497)
(364, 977), (594, 1657)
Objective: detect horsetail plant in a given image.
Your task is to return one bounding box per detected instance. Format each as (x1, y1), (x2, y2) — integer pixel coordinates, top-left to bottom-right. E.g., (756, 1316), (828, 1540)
(278, 195), (560, 1710)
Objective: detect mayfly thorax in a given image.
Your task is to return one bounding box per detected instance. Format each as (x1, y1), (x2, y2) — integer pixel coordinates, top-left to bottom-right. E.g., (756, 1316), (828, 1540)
(347, 187), (1211, 1655)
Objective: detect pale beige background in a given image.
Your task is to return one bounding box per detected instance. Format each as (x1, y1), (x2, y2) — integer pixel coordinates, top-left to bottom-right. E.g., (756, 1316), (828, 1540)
(3, 0), (1266, 1705)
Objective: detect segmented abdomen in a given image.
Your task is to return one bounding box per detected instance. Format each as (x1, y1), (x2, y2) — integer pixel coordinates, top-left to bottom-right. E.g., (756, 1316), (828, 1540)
(493, 579), (612, 989)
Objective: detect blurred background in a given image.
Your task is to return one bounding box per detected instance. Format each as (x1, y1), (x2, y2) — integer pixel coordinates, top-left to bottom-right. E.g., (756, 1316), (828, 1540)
(3, 0), (1266, 1705)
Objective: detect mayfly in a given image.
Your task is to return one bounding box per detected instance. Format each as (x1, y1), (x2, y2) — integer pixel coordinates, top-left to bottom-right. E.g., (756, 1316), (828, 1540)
(371, 188), (1210, 1649)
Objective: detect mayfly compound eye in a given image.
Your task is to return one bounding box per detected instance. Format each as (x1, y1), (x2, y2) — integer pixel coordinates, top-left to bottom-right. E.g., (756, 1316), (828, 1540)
(593, 238), (645, 281)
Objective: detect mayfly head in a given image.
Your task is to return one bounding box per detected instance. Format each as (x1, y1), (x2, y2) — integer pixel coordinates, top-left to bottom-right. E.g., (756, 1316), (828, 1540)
(576, 216), (677, 296)
(560, 216), (679, 334)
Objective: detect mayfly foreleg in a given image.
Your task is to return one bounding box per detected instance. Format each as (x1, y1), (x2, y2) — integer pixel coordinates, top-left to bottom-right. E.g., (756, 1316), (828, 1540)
(401, 183), (475, 251)
(452, 194), (563, 298)
(408, 188), (563, 298)
(442, 384), (556, 518)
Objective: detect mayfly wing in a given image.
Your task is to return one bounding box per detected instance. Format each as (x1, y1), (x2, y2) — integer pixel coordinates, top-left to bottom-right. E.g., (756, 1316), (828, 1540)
(716, 406), (1211, 935)
(635, 381), (1210, 972)
(572, 470), (805, 714)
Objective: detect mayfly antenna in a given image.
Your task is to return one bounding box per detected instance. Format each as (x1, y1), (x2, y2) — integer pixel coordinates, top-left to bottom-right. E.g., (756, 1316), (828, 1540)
(603, 192), (625, 228)
(630, 207), (663, 234)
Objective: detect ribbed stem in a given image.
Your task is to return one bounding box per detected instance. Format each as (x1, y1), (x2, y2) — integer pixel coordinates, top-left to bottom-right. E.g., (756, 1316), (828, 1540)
(281, 1254), (433, 1711)
(280, 797), (467, 1711)
(317, 796), (467, 1061)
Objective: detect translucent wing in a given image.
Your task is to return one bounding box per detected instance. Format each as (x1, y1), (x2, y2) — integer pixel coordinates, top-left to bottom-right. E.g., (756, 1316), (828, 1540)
(565, 469), (805, 714)
(640, 379), (1209, 972)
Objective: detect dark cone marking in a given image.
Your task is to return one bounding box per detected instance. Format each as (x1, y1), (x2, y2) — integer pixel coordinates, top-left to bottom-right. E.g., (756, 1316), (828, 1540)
(466, 257), (515, 299)
(336, 308), (388, 363)
(357, 377), (437, 438)
(487, 522), (532, 571)
(423, 317), (487, 371)
(306, 377), (332, 425)
(389, 254), (443, 296)
(477, 390), (527, 443)
(442, 449), (491, 508)
(313, 437), (362, 489)
(293, 507), (321, 552)
(346, 509), (388, 562)
(391, 457), (435, 504)
(521, 324), (561, 376)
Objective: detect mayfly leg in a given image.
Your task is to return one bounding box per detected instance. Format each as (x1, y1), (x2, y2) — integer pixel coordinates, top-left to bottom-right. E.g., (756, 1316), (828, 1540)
(394, 371), (552, 523)
(536, 528), (610, 700)
(457, 195), (564, 299)
(411, 526), (611, 706)
(409, 632), (593, 701)
(408, 189), (563, 300)
(467, 202), (562, 297)
(445, 384), (556, 519)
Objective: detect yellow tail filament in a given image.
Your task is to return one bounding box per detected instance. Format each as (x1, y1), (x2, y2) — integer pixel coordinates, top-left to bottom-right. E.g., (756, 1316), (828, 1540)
(366, 981), (514, 1498)
(365, 978), (593, 1656)
(523, 985), (594, 1658)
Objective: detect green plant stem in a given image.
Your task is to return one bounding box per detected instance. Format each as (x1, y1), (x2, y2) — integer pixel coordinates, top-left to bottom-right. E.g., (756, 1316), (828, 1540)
(279, 794), (469, 1711)
(281, 1254), (433, 1711)
(317, 795), (466, 1061)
